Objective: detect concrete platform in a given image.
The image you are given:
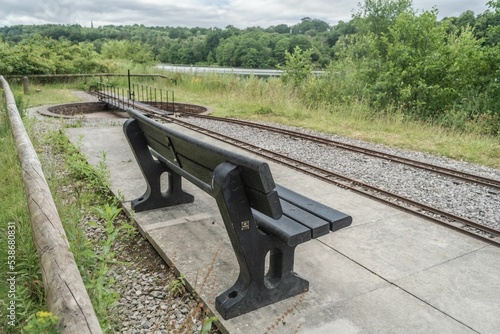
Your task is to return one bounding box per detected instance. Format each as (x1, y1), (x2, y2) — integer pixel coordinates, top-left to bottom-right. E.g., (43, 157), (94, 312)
(66, 122), (500, 334)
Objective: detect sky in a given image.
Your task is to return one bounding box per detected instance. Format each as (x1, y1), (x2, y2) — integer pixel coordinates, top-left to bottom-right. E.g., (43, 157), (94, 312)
(0, 0), (491, 29)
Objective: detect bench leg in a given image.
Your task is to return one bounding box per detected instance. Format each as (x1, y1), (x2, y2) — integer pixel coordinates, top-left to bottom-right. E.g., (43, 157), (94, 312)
(123, 119), (194, 212)
(212, 162), (308, 320)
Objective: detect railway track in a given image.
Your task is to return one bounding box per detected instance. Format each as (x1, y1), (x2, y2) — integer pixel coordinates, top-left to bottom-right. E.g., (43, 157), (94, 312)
(98, 92), (500, 246)
(185, 114), (500, 191)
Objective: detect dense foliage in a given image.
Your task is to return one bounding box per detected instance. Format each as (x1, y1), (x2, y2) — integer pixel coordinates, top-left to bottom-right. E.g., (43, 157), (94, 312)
(303, 0), (500, 135)
(1, 0), (500, 134)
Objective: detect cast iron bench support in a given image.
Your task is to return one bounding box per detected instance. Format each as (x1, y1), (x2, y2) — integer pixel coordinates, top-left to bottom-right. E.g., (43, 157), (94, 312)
(123, 108), (352, 319)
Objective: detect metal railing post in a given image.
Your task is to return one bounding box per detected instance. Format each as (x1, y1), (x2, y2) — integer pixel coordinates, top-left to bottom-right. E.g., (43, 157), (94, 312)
(172, 90), (175, 113)
(160, 89), (163, 110)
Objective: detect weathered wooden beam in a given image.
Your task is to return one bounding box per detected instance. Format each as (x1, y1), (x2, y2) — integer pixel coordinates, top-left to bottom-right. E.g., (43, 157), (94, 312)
(22, 76), (30, 94)
(0, 75), (103, 334)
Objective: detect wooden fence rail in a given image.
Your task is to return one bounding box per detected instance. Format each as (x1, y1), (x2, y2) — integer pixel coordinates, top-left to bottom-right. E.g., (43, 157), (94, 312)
(0, 75), (103, 334)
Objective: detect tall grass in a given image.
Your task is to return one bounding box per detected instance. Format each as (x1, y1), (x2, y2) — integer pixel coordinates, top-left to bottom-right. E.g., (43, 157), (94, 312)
(17, 66), (496, 168)
(0, 94), (45, 333)
(135, 68), (499, 168)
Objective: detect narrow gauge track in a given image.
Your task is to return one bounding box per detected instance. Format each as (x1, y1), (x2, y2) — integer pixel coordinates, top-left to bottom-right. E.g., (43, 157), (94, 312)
(97, 93), (500, 246)
(139, 110), (500, 247)
(184, 113), (500, 191)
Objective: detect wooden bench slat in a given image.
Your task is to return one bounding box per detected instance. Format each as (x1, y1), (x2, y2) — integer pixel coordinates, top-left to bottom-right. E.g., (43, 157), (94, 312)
(168, 135), (278, 194)
(145, 134), (179, 165)
(276, 185), (353, 232)
(245, 187), (281, 219)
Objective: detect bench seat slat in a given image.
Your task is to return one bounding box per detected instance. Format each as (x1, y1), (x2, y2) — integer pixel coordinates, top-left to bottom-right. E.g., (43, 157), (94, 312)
(280, 200), (330, 238)
(253, 210), (311, 247)
(276, 184), (353, 232)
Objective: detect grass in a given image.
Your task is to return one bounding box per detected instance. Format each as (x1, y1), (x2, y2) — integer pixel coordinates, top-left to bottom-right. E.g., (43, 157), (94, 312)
(10, 84), (83, 108)
(83, 67), (499, 167)
(257, 104), (500, 167)
(8, 68), (500, 169)
(0, 93), (47, 333)
(142, 69), (500, 169)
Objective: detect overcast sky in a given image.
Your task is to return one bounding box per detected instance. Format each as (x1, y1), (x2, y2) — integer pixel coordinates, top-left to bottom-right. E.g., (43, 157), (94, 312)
(0, 0), (491, 29)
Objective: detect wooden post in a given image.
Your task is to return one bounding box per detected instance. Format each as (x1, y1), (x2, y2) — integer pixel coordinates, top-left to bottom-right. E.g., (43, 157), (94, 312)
(0, 76), (103, 334)
(22, 76), (30, 94)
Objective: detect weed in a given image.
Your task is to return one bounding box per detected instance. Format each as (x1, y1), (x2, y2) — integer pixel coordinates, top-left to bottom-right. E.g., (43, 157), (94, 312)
(37, 128), (130, 332)
(200, 316), (218, 334)
(168, 275), (187, 298)
(256, 106), (273, 115)
(22, 311), (60, 334)
(84, 204), (135, 332)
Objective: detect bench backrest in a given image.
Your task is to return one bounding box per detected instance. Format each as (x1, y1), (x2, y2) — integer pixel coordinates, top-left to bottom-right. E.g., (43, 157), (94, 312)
(127, 109), (282, 219)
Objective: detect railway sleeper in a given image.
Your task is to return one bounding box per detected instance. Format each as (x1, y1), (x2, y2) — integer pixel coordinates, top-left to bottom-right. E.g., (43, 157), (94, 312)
(123, 108), (352, 320)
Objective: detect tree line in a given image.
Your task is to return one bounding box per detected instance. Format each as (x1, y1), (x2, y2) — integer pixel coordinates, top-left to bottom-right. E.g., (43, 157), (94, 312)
(0, 17), (337, 70)
(1, 2), (499, 71)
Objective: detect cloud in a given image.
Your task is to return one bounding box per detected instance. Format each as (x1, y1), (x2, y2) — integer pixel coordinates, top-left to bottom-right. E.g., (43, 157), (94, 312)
(413, 0), (489, 18)
(0, 0), (490, 28)
(222, 0), (354, 27)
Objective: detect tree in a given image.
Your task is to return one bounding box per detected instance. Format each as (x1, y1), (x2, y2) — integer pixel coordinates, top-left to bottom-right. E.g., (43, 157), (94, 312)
(353, 0), (414, 35)
(216, 39), (237, 66)
(101, 40), (154, 64)
(455, 10), (476, 29)
(292, 18), (330, 34)
(269, 24), (290, 34)
(486, 1), (500, 39)
(279, 46), (314, 87)
(326, 20), (356, 47)
(0, 37), (14, 73)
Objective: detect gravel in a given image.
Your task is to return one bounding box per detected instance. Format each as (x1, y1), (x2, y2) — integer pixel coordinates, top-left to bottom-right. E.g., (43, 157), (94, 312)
(182, 116), (500, 231)
(106, 234), (208, 334)
(87, 221), (208, 334)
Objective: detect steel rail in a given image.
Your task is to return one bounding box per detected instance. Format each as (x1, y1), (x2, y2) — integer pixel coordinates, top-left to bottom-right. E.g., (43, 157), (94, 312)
(185, 114), (500, 191)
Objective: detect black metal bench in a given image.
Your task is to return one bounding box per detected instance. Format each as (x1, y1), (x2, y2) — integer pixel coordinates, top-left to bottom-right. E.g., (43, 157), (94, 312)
(123, 108), (352, 320)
